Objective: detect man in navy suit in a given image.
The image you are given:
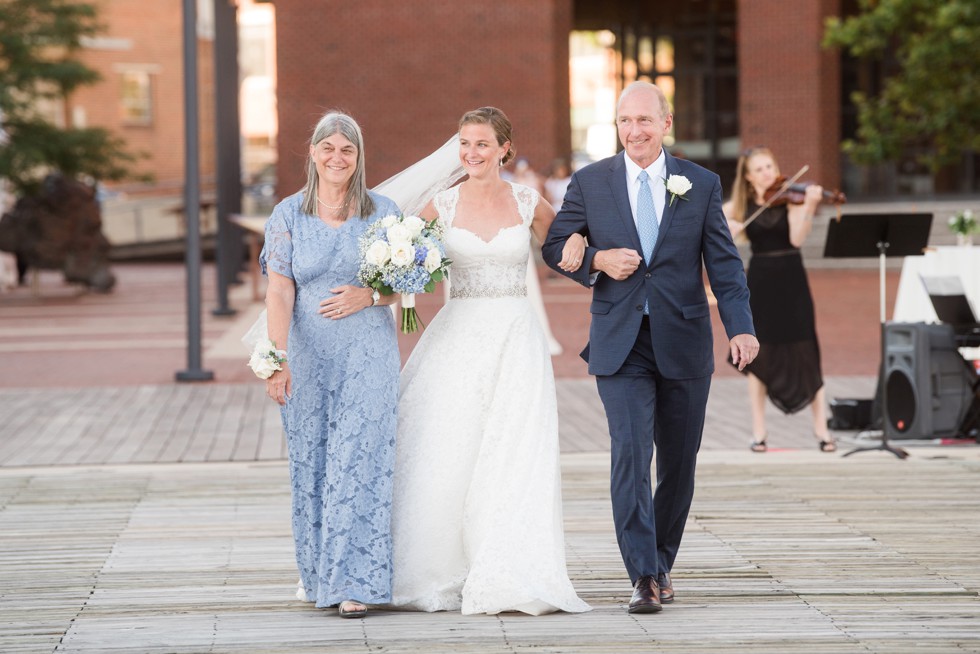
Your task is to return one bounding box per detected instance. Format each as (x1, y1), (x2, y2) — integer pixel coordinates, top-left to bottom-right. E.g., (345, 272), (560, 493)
(543, 81), (758, 614)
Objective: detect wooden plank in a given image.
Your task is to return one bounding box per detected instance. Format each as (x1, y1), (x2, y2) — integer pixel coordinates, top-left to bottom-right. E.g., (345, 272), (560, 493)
(76, 390), (134, 465)
(129, 384), (191, 463)
(3, 388), (85, 466)
(2, 448), (980, 652)
(180, 384), (232, 462)
(230, 383), (271, 461)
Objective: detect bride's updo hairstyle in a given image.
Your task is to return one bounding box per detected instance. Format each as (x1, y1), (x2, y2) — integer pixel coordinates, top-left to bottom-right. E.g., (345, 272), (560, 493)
(459, 106), (516, 166)
(301, 111), (375, 219)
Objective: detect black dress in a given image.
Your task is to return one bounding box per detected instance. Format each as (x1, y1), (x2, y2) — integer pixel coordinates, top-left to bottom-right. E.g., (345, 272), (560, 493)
(739, 202), (823, 413)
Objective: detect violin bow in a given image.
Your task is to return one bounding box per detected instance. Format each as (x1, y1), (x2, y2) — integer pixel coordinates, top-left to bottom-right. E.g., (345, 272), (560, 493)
(741, 164), (810, 228)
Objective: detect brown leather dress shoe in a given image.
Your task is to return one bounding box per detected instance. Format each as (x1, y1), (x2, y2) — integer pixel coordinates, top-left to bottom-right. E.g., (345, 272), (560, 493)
(628, 575), (663, 613)
(657, 572), (674, 604)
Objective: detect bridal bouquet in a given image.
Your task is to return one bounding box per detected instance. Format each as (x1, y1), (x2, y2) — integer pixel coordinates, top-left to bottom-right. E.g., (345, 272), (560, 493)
(358, 213), (451, 333)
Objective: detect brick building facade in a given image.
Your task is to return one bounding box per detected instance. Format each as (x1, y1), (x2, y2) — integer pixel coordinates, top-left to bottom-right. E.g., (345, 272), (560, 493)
(271, 0), (845, 198)
(273, 0), (573, 195)
(72, 0), (217, 196)
(737, 0), (841, 195)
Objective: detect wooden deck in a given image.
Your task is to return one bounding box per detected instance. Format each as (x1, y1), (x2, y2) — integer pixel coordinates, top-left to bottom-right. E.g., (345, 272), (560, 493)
(0, 375), (879, 467)
(3, 263), (979, 651)
(1, 448), (979, 652)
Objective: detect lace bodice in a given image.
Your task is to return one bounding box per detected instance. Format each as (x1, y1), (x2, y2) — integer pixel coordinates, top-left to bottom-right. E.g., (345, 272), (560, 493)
(433, 183), (539, 299)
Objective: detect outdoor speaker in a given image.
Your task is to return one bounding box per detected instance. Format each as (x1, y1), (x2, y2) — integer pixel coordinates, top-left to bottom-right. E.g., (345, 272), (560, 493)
(882, 322), (974, 440)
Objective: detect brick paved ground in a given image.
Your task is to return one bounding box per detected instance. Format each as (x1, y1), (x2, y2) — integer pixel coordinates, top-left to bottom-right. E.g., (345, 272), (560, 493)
(1, 261), (895, 387)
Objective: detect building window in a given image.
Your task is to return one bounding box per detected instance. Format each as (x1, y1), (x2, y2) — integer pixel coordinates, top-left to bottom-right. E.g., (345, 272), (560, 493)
(120, 71), (152, 126)
(571, 0), (738, 182)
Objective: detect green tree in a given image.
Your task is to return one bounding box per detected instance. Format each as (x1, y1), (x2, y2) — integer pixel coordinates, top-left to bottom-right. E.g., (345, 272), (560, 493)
(0, 0), (139, 194)
(823, 0), (980, 171)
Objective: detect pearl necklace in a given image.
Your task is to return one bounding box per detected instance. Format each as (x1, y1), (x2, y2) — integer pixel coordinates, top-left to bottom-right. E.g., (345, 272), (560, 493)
(317, 196), (344, 210)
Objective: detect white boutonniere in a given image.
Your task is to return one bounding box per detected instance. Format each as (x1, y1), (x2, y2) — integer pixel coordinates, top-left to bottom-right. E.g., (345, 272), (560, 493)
(664, 174), (693, 206)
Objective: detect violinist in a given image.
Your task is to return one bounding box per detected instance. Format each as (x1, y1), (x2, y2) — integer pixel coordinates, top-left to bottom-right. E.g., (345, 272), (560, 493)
(722, 147), (836, 453)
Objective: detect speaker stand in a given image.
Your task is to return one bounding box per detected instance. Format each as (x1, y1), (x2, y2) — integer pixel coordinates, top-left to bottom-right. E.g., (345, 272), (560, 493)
(842, 241), (908, 459)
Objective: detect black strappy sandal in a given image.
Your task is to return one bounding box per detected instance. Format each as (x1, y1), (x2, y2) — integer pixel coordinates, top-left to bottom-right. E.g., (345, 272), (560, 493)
(338, 600), (367, 619)
(818, 438), (837, 453)
(750, 439), (768, 453)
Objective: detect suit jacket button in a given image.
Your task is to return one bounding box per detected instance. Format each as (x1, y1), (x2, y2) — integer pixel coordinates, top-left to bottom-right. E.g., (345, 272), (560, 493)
(644, 272), (652, 278)
(635, 305), (643, 311)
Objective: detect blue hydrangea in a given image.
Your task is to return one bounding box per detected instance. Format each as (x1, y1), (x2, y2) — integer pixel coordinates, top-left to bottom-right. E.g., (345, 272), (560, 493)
(383, 266), (430, 294)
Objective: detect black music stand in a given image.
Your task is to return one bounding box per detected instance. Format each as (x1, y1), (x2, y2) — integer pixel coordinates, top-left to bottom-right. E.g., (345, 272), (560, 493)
(822, 213), (933, 459)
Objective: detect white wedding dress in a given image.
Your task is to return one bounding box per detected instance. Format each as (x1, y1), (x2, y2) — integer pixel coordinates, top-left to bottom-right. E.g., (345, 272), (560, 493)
(389, 182), (590, 616)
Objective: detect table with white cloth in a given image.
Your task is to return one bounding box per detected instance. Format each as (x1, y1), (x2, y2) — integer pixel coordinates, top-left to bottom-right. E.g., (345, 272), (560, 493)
(893, 246), (980, 322)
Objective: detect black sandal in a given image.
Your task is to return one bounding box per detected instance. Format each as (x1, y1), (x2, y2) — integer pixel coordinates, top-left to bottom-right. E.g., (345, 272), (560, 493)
(750, 440), (768, 453)
(338, 600), (367, 619)
(818, 438), (837, 453)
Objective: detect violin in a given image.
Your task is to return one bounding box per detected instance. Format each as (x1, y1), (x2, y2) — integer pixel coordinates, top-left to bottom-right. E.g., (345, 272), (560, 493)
(763, 175), (846, 206)
(742, 165), (845, 227)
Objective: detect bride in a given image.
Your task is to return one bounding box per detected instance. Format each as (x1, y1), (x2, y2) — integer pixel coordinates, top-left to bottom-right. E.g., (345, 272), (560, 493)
(388, 107), (590, 615)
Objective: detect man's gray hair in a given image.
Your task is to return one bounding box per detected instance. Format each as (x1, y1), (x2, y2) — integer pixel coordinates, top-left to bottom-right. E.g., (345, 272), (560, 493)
(617, 81), (671, 119)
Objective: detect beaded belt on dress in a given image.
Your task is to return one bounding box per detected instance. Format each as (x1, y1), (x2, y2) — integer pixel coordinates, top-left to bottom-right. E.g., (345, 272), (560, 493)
(450, 283), (527, 299)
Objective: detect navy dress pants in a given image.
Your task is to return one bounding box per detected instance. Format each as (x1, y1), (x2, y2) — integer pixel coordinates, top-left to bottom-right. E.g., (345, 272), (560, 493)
(595, 317), (711, 584)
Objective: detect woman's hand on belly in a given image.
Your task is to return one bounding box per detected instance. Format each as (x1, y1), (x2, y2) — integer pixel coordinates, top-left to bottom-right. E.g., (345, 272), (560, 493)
(318, 285), (374, 320)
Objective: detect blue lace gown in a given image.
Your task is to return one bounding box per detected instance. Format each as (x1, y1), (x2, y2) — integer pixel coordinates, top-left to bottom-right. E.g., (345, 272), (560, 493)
(260, 190), (400, 607)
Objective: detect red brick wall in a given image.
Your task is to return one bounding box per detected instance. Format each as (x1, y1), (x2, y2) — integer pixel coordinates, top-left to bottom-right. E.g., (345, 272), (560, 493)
(274, 0), (573, 196)
(72, 0), (217, 195)
(738, 0), (841, 190)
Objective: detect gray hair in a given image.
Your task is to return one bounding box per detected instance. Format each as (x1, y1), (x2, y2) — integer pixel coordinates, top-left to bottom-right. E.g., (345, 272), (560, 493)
(300, 111), (374, 218)
(617, 81), (671, 120)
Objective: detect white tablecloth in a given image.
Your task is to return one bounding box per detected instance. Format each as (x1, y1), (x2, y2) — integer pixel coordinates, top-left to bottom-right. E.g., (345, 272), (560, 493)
(893, 246), (980, 323)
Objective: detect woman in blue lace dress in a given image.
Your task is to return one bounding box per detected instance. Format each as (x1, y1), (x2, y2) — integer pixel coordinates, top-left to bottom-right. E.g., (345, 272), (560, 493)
(260, 112), (400, 619)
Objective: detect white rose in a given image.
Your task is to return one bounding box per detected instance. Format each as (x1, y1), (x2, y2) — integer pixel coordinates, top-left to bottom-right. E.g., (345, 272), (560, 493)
(255, 338), (277, 353)
(381, 214), (398, 228)
(390, 243), (416, 267)
(665, 175), (692, 196)
(402, 214), (426, 239)
(423, 249), (442, 273)
(365, 240), (391, 266)
(386, 223), (412, 245)
(250, 356), (278, 380)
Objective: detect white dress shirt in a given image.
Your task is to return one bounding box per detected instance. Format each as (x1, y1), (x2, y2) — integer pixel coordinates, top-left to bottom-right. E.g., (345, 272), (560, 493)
(623, 149), (666, 229)
(587, 149), (668, 286)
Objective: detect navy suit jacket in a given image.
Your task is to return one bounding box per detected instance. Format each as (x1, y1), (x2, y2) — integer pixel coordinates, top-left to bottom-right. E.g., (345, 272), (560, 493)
(543, 151), (754, 379)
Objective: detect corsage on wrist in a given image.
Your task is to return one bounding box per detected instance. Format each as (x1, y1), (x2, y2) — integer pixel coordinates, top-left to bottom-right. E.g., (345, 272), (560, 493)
(248, 338), (287, 379)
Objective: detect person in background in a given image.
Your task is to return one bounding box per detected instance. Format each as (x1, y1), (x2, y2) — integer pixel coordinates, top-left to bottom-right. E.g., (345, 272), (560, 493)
(722, 146), (835, 453)
(511, 156), (543, 194)
(544, 158), (572, 213)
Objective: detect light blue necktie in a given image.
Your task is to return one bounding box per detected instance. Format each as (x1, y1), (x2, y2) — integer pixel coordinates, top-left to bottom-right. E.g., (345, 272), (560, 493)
(637, 170), (659, 264)
(636, 170), (659, 315)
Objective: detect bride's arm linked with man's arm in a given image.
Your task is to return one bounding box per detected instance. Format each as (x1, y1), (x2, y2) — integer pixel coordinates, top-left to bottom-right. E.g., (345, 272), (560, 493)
(530, 194), (585, 273)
